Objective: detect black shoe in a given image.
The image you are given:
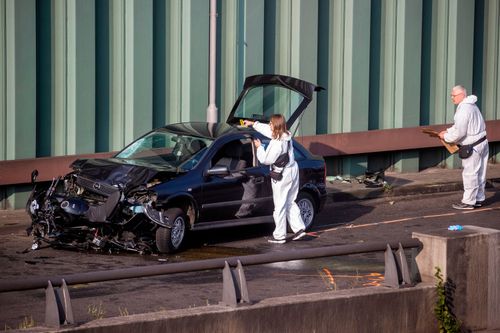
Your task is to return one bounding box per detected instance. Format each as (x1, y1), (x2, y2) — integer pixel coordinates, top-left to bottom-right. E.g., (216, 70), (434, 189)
(474, 201), (484, 208)
(268, 237), (286, 244)
(452, 203), (475, 210)
(292, 229), (306, 241)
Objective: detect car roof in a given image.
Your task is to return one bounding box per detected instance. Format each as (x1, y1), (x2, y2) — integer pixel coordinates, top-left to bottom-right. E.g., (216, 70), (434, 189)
(161, 122), (251, 140)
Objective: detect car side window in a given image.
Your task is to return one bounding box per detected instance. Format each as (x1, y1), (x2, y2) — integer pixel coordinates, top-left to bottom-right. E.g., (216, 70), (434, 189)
(212, 139), (253, 171)
(240, 139), (255, 168)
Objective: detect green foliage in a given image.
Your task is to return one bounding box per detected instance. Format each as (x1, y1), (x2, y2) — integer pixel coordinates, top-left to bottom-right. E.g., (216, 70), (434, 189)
(382, 181), (393, 192)
(2, 316), (35, 331)
(118, 307), (129, 316)
(18, 316), (35, 330)
(87, 302), (105, 320)
(434, 267), (461, 333)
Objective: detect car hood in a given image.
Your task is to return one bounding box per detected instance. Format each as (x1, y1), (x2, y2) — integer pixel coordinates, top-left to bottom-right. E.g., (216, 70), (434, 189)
(70, 158), (177, 189)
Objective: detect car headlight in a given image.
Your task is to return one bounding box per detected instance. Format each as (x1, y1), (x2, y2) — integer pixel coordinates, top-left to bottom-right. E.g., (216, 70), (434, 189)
(130, 205), (144, 214)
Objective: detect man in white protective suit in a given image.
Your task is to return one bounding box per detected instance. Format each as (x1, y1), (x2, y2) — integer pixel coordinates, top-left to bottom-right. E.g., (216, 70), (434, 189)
(439, 85), (489, 210)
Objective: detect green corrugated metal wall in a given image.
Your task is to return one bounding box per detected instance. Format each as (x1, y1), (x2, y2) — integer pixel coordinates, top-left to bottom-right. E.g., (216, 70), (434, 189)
(1, 0), (500, 207)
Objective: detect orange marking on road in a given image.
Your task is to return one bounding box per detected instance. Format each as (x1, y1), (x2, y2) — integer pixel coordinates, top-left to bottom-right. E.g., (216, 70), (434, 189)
(422, 213), (456, 218)
(322, 267), (335, 285)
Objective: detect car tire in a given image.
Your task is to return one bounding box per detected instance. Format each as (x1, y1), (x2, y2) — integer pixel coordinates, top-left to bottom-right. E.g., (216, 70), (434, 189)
(296, 192), (316, 230)
(155, 208), (188, 253)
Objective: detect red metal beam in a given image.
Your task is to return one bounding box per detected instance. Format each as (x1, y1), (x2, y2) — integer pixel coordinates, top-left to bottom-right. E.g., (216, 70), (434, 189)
(0, 120), (499, 186)
(296, 120), (500, 157)
(0, 152), (114, 186)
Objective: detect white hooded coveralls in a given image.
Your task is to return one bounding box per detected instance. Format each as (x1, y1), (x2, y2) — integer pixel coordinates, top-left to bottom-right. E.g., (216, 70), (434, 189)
(253, 121), (306, 240)
(443, 95), (489, 205)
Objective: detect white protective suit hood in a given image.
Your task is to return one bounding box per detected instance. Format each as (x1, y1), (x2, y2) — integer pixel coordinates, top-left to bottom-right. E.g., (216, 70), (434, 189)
(461, 95), (477, 105)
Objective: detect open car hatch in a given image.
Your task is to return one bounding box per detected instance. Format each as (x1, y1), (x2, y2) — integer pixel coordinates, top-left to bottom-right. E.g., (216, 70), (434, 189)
(226, 74), (323, 129)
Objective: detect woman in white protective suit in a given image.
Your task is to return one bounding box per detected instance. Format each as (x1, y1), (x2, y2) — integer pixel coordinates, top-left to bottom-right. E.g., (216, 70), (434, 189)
(243, 115), (307, 243)
(439, 85), (489, 210)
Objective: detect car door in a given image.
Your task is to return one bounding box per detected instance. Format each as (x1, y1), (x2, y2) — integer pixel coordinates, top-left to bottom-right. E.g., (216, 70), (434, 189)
(198, 137), (273, 223)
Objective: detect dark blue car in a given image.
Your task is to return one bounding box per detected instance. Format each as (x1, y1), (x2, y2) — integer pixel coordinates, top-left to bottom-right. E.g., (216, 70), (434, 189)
(26, 75), (326, 254)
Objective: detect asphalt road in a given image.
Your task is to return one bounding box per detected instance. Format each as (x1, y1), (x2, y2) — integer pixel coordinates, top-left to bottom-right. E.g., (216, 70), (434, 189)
(1, 187), (499, 330)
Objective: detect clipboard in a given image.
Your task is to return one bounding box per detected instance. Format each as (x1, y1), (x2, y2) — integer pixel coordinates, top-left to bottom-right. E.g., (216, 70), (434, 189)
(421, 128), (459, 154)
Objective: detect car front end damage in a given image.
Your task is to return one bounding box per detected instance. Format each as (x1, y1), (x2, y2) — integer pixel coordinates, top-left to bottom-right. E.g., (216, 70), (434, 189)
(26, 128), (213, 254)
(26, 165), (173, 254)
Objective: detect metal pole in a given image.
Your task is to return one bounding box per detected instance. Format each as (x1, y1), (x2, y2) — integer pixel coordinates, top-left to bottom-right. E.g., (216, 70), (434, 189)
(206, 0), (218, 123)
(0, 239), (421, 293)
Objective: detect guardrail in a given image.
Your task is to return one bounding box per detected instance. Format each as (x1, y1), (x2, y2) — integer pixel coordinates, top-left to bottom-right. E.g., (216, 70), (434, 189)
(0, 239), (421, 293)
(0, 152), (115, 186)
(1, 120), (499, 187)
(0, 239), (422, 328)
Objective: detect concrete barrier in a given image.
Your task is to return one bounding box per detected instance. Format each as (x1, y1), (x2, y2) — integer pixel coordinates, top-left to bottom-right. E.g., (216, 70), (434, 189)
(40, 285), (437, 333)
(21, 226), (500, 333)
(414, 225), (500, 331)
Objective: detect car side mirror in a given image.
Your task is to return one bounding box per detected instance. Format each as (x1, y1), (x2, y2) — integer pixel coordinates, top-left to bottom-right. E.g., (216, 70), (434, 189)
(205, 165), (230, 177)
(31, 169), (39, 184)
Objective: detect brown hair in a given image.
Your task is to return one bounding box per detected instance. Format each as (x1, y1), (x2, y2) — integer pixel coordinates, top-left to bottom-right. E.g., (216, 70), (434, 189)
(270, 114), (287, 140)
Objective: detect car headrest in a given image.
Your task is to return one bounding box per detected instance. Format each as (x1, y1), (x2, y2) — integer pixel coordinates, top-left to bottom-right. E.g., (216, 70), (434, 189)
(224, 144), (242, 158)
(188, 139), (206, 153)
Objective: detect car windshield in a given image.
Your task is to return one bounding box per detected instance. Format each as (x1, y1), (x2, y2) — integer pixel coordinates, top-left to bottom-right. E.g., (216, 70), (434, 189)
(115, 129), (213, 171)
(232, 84), (304, 123)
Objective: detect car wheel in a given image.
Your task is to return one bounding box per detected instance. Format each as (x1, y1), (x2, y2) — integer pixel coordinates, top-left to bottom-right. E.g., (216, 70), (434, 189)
(155, 208), (188, 253)
(296, 192), (316, 230)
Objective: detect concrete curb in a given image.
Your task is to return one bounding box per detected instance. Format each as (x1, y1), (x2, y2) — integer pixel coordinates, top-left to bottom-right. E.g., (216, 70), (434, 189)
(327, 177), (500, 203)
(23, 284), (437, 333)
(328, 182), (463, 202)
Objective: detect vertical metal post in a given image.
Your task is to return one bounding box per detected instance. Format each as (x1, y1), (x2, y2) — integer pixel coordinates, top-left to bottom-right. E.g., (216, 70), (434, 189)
(235, 260), (250, 303)
(221, 260), (250, 307)
(396, 243), (413, 286)
(45, 281), (61, 328)
(45, 279), (75, 328)
(206, 0), (218, 123)
(221, 261), (237, 307)
(384, 243), (414, 288)
(383, 244), (400, 288)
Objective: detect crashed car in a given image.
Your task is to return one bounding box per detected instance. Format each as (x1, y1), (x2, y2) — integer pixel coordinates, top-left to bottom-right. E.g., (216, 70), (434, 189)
(26, 74), (327, 254)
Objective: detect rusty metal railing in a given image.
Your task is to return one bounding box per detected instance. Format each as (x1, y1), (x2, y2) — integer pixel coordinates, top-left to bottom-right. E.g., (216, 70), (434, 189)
(0, 239), (422, 328)
(1, 120), (499, 187)
(0, 239), (421, 293)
